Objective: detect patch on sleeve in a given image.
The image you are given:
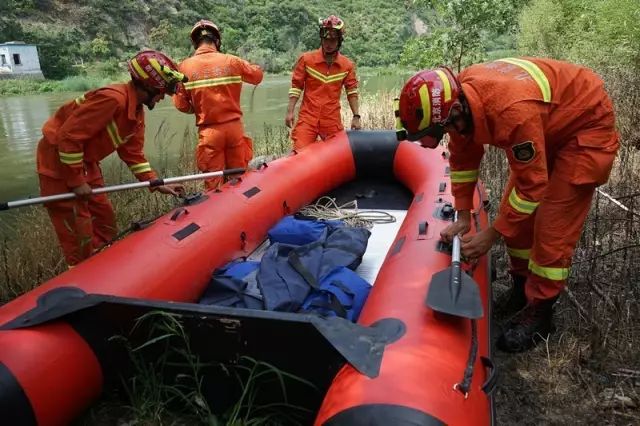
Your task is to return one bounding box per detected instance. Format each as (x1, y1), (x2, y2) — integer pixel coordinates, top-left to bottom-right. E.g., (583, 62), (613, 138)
(511, 141), (536, 163)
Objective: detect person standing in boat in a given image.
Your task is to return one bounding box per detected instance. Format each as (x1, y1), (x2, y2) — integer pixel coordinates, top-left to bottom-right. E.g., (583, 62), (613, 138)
(396, 58), (619, 352)
(285, 15), (362, 151)
(36, 50), (186, 268)
(173, 19), (263, 190)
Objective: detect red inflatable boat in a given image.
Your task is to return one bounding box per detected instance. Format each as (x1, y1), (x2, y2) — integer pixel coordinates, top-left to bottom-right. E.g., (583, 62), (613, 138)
(0, 130), (494, 425)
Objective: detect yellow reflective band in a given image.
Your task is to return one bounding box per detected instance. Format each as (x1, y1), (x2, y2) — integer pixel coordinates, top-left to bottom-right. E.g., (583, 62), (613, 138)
(529, 259), (569, 281)
(394, 98), (404, 132)
(75, 95), (86, 105)
(59, 151), (84, 165)
(508, 187), (539, 214)
(507, 247), (531, 260)
(305, 66), (348, 84)
(129, 162), (151, 174)
(149, 58), (170, 82)
(434, 69), (452, 102)
(418, 84), (431, 130)
(131, 58), (149, 79)
(346, 88), (358, 96)
(289, 87), (302, 97)
(450, 169), (479, 184)
(498, 58), (551, 103)
(107, 121), (123, 148)
(184, 76), (242, 90)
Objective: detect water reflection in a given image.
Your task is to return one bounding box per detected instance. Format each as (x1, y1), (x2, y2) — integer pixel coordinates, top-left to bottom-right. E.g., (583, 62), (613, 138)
(0, 73), (404, 203)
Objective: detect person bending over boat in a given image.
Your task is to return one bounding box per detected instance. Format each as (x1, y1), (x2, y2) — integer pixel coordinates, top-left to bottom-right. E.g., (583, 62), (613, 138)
(36, 50), (186, 268)
(173, 19), (263, 190)
(396, 58), (619, 352)
(285, 15), (361, 151)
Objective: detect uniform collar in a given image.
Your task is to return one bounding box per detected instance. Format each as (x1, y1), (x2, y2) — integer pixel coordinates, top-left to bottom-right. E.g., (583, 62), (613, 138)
(126, 81), (141, 120)
(461, 82), (491, 143)
(195, 45), (218, 55)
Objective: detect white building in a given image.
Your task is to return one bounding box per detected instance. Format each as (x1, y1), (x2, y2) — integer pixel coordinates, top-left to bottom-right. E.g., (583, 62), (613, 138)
(0, 42), (44, 79)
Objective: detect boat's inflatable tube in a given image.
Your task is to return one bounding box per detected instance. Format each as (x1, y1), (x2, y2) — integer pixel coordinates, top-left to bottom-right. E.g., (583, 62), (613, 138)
(315, 138), (495, 426)
(0, 131), (493, 426)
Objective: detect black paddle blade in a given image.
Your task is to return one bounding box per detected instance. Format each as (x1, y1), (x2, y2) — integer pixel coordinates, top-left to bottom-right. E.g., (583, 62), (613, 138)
(426, 266), (484, 319)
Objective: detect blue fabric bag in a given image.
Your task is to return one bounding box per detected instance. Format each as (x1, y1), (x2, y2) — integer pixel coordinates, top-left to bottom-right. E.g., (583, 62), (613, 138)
(299, 266), (372, 322)
(200, 259), (264, 309)
(267, 215), (343, 246)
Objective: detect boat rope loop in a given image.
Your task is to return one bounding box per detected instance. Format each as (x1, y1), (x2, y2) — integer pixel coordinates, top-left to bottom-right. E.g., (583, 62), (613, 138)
(299, 196), (396, 229)
(454, 318), (479, 398)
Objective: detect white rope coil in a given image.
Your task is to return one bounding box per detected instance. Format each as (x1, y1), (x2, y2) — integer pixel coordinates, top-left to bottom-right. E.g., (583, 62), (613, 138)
(299, 196), (396, 229)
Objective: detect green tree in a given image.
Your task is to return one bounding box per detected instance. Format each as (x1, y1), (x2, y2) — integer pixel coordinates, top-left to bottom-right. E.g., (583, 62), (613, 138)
(517, 0), (640, 68)
(401, 0), (524, 71)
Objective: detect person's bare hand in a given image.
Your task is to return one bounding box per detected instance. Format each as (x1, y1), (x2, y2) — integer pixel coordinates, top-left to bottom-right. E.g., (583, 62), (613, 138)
(154, 184), (185, 196)
(439, 209), (471, 243)
(285, 111), (295, 128)
(72, 183), (92, 200)
(351, 116), (362, 130)
(460, 227), (499, 259)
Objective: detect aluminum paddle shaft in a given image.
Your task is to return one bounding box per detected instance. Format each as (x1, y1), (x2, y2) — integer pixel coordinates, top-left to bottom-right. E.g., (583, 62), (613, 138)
(0, 168), (245, 211)
(425, 211), (484, 319)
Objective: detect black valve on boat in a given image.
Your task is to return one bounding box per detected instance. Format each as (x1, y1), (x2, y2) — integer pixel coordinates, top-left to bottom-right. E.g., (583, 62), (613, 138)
(441, 202), (455, 220)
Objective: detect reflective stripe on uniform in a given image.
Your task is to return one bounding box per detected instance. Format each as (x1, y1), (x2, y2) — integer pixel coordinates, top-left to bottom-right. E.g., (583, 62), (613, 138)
(184, 76), (243, 90)
(107, 121), (124, 148)
(507, 246), (531, 260)
(289, 87), (302, 97)
(59, 151), (84, 165)
(129, 162), (152, 174)
(450, 169), (479, 184)
(508, 187), (539, 214)
(305, 66), (348, 84)
(529, 259), (569, 281)
(497, 58), (552, 103)
(346, 88), (358, 96)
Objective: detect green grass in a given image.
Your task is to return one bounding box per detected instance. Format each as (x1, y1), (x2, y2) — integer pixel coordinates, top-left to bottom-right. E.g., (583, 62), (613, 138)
(0, 74), (123, 96)
(81, 311), (318, 425)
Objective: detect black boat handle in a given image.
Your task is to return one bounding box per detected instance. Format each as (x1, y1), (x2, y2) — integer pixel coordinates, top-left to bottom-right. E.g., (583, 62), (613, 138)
(481, 356), (498, 395)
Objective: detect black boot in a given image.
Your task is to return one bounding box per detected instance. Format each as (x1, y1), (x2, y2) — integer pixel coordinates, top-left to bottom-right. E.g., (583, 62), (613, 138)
(493, 275), (527, 319)
(496, 297), (557, 353)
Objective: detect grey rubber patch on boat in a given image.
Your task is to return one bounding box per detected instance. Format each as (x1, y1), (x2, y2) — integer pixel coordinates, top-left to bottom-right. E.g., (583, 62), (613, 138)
(389, 236), (406, 256)
(173, 223), (200, 241)
(243, 186), (261, 198)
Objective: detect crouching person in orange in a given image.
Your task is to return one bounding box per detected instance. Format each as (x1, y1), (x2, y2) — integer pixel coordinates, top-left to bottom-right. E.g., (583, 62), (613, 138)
(285, 15), (361, 151)
(397, 58), (619, 352)
(173, 19), (263, 190)
(36, 50), (186, 268)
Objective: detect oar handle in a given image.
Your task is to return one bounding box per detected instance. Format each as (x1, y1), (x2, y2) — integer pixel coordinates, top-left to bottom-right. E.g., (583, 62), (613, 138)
(0, 168), (246, 211)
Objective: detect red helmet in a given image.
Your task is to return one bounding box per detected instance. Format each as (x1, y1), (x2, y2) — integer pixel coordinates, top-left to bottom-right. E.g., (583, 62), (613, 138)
(190, 19), (221, 48)
(397, 67), (462, 148)
(319, 15), (345, 39)
(128, 50), (186, 95)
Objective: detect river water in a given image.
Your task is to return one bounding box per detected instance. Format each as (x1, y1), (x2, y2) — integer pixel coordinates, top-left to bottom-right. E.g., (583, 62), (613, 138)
(0, 73), (406, 203)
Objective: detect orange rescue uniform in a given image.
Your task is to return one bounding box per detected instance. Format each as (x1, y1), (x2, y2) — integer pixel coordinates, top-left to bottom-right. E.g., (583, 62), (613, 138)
(173, 45), (263, 190)
(289, 49), (358, 150)
(449, 57), (619, 301)
(36, 82), (157, 266)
